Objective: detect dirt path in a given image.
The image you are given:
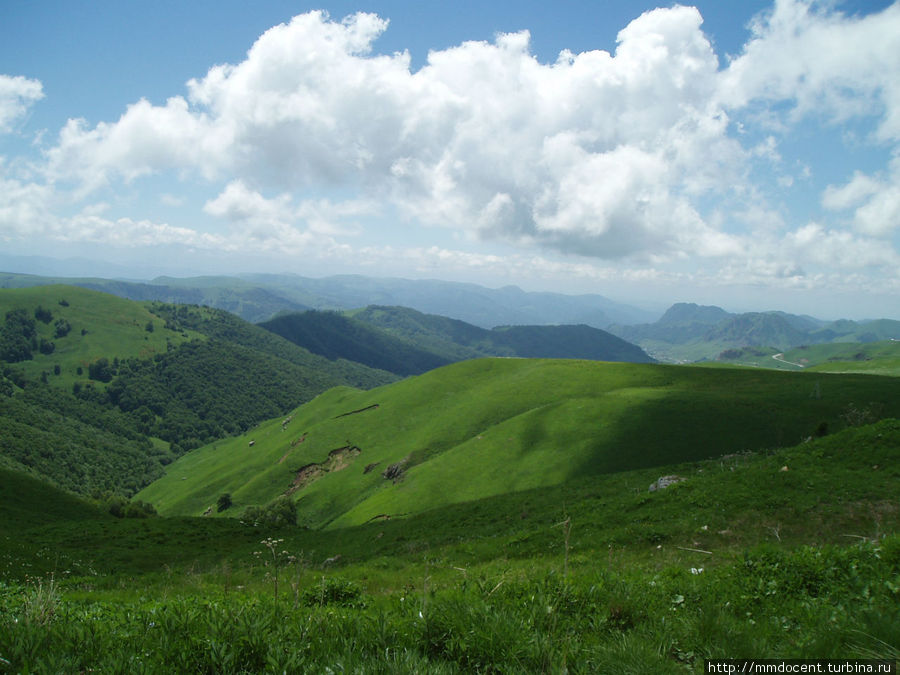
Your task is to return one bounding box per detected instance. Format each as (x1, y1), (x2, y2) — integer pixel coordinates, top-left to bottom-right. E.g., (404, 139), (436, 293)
(772, 353), (805, 368)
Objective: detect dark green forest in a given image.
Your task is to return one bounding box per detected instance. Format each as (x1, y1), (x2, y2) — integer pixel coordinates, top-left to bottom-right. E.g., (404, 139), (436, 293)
(0, 297), (395, 498)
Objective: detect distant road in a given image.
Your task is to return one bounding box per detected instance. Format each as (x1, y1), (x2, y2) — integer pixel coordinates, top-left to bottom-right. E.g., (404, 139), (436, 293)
(772, 353), (805, 368)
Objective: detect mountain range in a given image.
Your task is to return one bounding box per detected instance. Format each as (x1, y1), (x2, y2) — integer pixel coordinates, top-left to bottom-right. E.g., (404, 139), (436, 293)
(0, 268), (654, 327)
(609, 302), (900, 363)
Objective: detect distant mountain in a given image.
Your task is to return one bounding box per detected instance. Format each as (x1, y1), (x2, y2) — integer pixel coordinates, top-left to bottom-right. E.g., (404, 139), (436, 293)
(611, 303), (733, 346)
(260, 310), (452, 377)
(608, 303), (900, 363)
(704, 312), (814, 351)
(261, 305), (654, 375)
(0, 269), (655, 327)
(657, 302), (732, 325)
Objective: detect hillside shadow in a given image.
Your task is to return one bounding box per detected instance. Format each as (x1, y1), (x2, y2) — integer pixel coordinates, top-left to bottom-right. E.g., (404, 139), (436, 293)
(566, 370), (900, 482)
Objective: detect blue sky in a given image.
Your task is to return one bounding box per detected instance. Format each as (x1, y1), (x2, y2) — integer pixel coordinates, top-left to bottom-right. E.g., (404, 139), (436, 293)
(1, 1), (899, 319)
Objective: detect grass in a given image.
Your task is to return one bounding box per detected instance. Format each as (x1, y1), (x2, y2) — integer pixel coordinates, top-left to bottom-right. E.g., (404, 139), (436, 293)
(4, 325), (900, 670)
(0, 285), (200, 389)
(138, 358), (900, 528)
(2, 419), (899, 670)
(713, 340), (900, 375)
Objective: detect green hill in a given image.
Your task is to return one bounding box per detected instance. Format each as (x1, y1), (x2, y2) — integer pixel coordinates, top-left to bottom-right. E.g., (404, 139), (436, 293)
(609, 303), (900, 363)
(261, 305), (653, 376)
(0, 271), (312, 324)
(260, 309), (452, 376)
(0, 465), (106, 530)
(0, 284), (199, 386)
(137, 358), (900, 528)
(0, 287), (396, 496)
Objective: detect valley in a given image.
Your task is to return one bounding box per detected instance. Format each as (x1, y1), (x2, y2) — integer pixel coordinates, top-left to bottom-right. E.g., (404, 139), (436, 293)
(1, 279), (898, 671)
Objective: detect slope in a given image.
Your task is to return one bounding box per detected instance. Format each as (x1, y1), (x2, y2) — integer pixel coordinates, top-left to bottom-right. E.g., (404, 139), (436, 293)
(262, 305), (653, 376)
(609, 302), (900, 364)
(260, 309), (451, 376)
(0, 284), (199, 387)
(0, 465), (106, 531)
(138, 358), (900, 529)
(0, 287), (396, 496)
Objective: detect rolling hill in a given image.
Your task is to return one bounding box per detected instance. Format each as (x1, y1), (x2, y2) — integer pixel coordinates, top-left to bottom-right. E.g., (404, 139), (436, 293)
(137, 357), (900, 529)
(260, 306), (653, 376)
(609, 302), (900, 363)
(0, 286), (396, 495)
(0, 268), (654, 327)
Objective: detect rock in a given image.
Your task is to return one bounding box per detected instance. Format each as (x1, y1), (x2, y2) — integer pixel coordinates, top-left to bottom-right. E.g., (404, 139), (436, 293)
(648, 475), (685, 492)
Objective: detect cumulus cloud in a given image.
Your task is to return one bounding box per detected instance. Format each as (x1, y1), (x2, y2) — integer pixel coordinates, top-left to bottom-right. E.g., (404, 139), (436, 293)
(785, 222), (899, 268)
(822, 160), (900, 238)
(0, 75), (44, 133)
(719, 0), (900, 139)
(15, 1), (900, 299)
(41, 7), (744, 261)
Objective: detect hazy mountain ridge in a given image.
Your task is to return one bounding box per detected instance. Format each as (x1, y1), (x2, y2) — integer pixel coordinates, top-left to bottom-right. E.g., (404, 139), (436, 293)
(610, 302), (900, 362)
(0, 269), (654, 327)
(261, 305), (654, 374)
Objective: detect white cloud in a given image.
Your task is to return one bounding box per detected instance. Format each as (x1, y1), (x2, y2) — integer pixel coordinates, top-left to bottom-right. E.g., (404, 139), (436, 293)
(719, 0), (900, 140)
(7, 2), (898, 306)
(40, 7), (743, 261)
(0, 75), (43, 133)
(785, 222), (899, 269)
(0, 176), (56, 239)
(822, 159), (900, 237)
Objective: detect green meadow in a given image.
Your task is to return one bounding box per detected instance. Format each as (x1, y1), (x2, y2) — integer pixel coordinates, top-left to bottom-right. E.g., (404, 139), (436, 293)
(2, 286), (899, 671)
(0, 285), (199, 388)
(2, 418), (899, 671)
(138, 358), (900, 530)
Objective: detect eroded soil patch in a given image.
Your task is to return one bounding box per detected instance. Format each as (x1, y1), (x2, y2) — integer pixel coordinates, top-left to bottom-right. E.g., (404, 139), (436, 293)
(286, 444), (361, 494)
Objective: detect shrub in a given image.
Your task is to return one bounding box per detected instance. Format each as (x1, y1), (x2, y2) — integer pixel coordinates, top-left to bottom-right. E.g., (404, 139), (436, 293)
(241, 496), (297, 527)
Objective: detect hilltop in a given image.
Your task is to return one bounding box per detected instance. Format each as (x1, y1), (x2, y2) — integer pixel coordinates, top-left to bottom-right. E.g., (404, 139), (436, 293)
(260, 305), (653, 376)
(610, 302), (900, 363)
(0, 286), (395, 496)
(0, 270), (653, 327)
(138, 357), (900, 528)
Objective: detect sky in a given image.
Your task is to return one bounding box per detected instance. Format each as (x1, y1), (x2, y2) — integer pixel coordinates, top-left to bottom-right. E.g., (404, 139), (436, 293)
(1, 0), (899, 320)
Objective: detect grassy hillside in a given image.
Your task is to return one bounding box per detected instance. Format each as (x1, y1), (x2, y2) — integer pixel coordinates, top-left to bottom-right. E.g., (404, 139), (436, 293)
(3, 421), (898, 670)
(0, 465), (106, 530)
(0, 287), (397, 496)
(0, 271), (311, 323)
(714, 340), (900, 375)
(0, 285), (198, 387)
(262, 305), (653, 377)
(138, 358), (900, 528)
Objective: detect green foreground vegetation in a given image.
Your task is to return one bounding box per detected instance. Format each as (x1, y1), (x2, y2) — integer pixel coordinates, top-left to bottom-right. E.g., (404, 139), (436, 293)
(138, 357), (900, 529)
(2, 285), (899, 671)
(2, 419), (899, 671)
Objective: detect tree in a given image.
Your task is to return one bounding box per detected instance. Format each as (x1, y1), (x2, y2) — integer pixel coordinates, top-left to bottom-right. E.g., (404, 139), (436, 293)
(88, 357), (114, 383)
(0, 308), (36, 362)
(34, 305), (53, 323)
(54, 318), (72, 338)
(217, 493), (233, 512)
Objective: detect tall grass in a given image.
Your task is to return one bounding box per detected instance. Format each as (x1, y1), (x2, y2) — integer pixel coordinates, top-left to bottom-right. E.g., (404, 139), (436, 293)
(1, 536), (897, 672)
